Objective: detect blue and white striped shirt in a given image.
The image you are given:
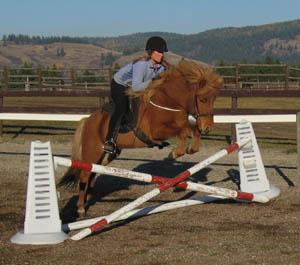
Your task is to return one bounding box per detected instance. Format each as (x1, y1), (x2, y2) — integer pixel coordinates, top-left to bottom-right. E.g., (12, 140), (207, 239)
(114, 60), (165, 92)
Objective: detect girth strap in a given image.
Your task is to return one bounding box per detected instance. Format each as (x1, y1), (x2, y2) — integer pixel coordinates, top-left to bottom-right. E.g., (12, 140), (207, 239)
(134, 129), (169, 149)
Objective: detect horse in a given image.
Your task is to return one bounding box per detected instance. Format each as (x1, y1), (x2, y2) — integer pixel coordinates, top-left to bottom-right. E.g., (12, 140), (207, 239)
(58, 59), (223, 216)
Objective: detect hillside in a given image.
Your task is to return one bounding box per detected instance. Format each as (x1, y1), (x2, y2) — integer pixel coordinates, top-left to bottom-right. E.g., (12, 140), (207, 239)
(1, 19), (300, 67)
(0, 41), (207, 69)
(0, 42), (121, 68)
(114, 50), (210, 68)
(93, 20), (300, 64)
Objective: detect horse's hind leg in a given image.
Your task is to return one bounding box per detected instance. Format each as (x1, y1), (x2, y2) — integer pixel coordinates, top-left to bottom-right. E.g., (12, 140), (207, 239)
(86, 172), (97, 205)
(83, 151), (121, 214)
(77, 170), (91, 216)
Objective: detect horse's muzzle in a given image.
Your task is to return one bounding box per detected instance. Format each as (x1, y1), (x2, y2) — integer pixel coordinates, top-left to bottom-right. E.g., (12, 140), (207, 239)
(201, 126), (211, 135)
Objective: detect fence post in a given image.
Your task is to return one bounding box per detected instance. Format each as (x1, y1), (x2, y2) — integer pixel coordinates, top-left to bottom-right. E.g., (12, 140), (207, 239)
(3, 67), (8, 91)
(231, 64), (240, 142)
(231, 93), (237, 142)
(297, 112), (300, 188)
(108, 67), (113, 83)
(25, 77), (30, 91)
(71, 69), (76, 90)
(285, 64), (289, 90)
(38, 67), (42, 91)
(0, 94), (3, 136)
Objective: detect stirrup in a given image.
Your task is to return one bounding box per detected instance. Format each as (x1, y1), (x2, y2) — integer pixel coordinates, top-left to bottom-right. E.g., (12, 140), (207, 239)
(103, 140), (117, 154)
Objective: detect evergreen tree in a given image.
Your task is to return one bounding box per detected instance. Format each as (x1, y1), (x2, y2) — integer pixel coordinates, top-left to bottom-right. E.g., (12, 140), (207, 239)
(60, 47), (66, 57)
(105, 52), (115, 66)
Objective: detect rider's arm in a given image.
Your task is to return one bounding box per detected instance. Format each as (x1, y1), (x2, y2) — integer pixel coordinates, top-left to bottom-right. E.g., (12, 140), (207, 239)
(131, 61), (152, 92)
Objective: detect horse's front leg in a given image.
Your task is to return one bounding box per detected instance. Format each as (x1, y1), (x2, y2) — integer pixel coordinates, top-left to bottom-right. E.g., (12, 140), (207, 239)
(186, 126), (201, 154)
(84, 151), (121, 212)
(168, 128), (190, 159)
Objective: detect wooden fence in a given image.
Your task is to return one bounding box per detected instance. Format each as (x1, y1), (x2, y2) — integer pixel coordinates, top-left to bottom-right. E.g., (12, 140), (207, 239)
(0, 67), (113, 91)
(1, 64), (300, 138)
(1, 64), (300, 92)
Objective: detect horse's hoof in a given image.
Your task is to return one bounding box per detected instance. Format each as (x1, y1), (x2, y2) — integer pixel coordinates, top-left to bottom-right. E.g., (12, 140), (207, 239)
(77, 209), (86, 218)
(186, 146), (192, 154)
(167, 151), (176, 160)
(185, 146), (194, 154)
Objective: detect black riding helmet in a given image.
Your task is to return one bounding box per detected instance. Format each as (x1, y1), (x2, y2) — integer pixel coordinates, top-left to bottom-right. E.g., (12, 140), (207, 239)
(145, 36), (168, 53)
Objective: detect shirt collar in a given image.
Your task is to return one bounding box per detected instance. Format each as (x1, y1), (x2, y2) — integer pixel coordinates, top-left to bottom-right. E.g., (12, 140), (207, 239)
(148, 59), (163, 70)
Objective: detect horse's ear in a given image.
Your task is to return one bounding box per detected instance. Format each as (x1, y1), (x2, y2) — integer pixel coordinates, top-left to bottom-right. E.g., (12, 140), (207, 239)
(215, 77), (223, 87)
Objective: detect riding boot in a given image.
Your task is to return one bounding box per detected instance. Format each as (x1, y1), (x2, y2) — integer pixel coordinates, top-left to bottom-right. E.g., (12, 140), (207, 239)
(103, 119), (121, 154)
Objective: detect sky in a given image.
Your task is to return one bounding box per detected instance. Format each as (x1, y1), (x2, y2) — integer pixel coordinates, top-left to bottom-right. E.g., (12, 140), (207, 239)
(1, 0), (300, 38)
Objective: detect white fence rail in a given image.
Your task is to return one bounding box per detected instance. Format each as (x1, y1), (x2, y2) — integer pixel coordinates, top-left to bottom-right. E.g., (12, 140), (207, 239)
(0, 113), (297, 123)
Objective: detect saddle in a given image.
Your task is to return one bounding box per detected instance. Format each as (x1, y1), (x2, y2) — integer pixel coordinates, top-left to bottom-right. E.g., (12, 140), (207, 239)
(101, 97), (169, 149)
(101, 97), (140, 134)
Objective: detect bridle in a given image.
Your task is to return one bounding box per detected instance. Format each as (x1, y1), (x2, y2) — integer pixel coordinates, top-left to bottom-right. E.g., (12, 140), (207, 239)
(149, 88), (214, 121)
(192, 94), (214, 120)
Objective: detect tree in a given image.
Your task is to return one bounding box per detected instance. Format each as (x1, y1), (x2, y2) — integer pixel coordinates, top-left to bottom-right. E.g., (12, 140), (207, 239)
(105, 52), (115, 66)
(60, 47), (66, 57)
(99, 53), (105, 68)
(114, 63), (120, 71)
(56, 47), (66, 57)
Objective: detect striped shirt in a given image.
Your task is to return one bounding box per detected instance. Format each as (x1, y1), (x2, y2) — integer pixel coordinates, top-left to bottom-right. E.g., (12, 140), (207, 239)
(113, 59), (165, 92)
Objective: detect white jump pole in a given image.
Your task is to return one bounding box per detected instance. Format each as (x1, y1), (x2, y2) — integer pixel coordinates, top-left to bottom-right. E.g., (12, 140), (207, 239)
(69, 137), (253, 241)
(54, 155), (268, 204)
(63, 195), (225, 232)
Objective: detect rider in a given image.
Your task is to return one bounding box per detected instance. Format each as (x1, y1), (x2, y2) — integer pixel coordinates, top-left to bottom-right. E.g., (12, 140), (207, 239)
(103, 36), (169, 154)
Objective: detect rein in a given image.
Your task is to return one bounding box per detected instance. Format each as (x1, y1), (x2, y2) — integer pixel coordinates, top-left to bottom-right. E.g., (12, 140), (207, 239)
(149, 100), (182, 112)
(149, 89), (214, 120)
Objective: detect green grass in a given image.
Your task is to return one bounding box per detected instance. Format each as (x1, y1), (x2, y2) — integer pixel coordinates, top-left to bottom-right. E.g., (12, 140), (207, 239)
(215, 97), (300, 109)
(4, 95), (300, 109)
(4, 96), (101, 109)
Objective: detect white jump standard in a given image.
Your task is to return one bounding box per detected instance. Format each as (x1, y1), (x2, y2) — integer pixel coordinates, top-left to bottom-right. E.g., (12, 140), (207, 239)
(10, 141), (69, 245)
(236, 120), (280, 200)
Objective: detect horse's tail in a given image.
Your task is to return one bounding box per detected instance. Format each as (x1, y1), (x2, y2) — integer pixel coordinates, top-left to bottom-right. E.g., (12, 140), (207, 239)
(57, 117), (87, 189)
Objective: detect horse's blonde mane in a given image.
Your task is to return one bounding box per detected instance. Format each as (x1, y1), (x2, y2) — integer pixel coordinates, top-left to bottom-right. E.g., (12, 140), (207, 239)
(127, 59), (223, 101)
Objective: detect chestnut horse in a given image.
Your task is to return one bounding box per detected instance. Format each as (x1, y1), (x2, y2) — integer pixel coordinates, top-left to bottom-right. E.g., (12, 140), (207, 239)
(58, 60), (223, 215)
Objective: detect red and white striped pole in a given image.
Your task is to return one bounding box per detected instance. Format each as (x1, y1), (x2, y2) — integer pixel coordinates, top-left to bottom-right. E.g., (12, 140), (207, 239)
(68, 137), (253, 240)
(54, 139), (267, 204)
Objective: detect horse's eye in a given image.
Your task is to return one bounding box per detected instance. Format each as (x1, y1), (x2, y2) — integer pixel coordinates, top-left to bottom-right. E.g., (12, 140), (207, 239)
(199, 98), (207, 103)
